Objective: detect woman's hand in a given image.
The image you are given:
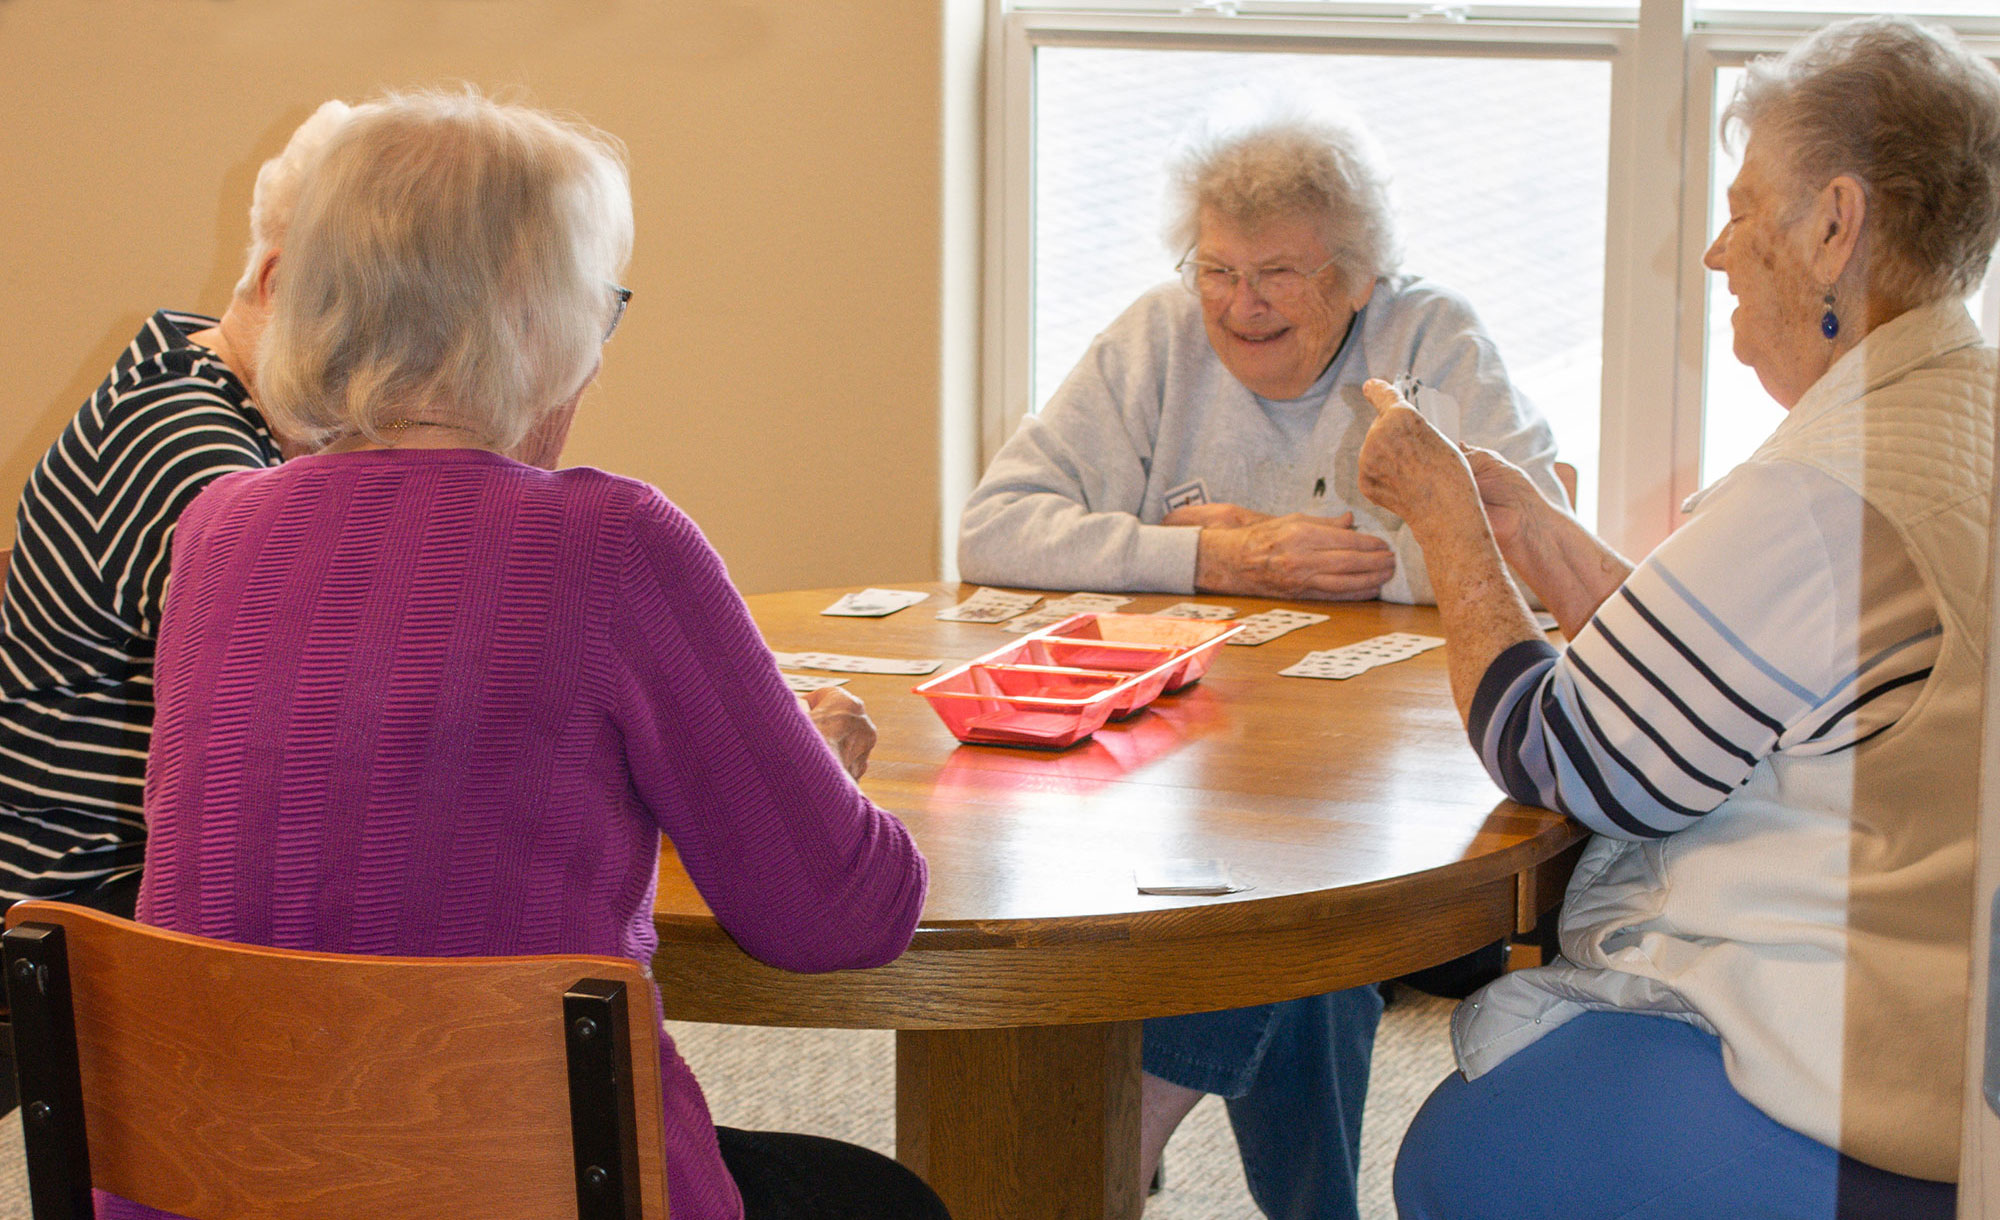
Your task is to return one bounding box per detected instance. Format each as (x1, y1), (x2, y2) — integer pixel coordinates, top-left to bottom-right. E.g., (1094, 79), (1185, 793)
(803, 686), (877, 779)
(1193, 512), (1396, 600)
(1459, 445), (1550, 553)
(1357, 379), (1484, 538)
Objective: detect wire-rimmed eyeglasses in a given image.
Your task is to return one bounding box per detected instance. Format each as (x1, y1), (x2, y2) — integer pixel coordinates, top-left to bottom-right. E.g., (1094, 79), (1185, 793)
(605, 285), (633, 343)
(1175, 254), (1339, 304)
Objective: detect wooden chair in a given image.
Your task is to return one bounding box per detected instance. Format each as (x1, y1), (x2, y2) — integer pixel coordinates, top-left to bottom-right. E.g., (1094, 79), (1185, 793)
(3, 901), (670, 1220)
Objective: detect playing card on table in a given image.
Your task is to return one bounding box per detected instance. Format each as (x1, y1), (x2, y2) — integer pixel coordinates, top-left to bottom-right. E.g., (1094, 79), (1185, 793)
(769, 651), (942, 676)
(781, 672), (850, 693)
(936, 588), (1043, 623)
(1134, 858), (1248, 896)
(1279, 632), (1445, 680)
(1151, 602), (1237, 620)
(1225, 609), (1331, 646)
(998, 592), (1135, 633)
(999, 607), (1077, 634)
(820, 587), (932, 617)
(1046, 592), (1132, 611)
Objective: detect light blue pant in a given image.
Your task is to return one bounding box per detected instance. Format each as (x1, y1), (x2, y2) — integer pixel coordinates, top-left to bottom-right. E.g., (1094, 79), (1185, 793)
(1395, 1009), (1957, 1220)
(1143, 985), (1385, 1220)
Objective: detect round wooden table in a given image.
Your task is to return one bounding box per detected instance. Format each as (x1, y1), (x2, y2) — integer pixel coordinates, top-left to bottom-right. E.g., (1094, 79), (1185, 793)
(651, 584), (1583, 1220)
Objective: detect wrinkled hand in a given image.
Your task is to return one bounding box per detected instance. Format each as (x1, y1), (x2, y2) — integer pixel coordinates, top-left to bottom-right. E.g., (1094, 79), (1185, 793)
(1358, 378), (1481, 535)
(1459, 445), (1547, 551)
(1194, 510), (1396, 600)
(1163, 501), (1272, 530)
(803, 686), (877, 779)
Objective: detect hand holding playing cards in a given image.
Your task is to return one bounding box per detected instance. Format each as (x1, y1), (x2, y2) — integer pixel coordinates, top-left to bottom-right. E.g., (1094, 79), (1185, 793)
(1193, 510), (1396, 601)
(1459, 444), (1552, 553)
(1163, 501), (1271, 530)
(1357, 378), (1484, 539)
(804, 686), (877, 780)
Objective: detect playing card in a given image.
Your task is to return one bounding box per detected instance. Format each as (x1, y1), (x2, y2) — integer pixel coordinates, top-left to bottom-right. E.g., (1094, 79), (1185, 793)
(769, 651), (942, 676)
(1046, 592), (1132, 611)
(998, 592), (1134, 633)
(936, 588), (1043, 623)
(1151, 602), (1237, 620)
(820, 588), (932, 617)
(1224, 609), (1331, 646)
(999, 607), (1078, 634)
(1391, 374), (1463, 441)
(782, 672), (850, 693)
(1279, 633), (1445, 680)
(1134, 858), (1247, 896)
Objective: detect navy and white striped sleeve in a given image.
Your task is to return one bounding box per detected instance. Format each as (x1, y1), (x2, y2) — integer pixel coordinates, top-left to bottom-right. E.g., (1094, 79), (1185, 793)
(1467, 459), (1939, 841)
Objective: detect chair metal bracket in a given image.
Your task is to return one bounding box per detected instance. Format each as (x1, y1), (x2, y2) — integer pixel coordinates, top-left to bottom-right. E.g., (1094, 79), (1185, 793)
(4, 922), (92, 1220)
(564, 977), (643, 1220)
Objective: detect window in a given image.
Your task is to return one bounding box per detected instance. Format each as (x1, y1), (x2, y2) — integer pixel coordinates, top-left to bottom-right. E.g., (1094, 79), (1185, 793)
(987, 2), (2000, 555)
(1034, 48), (1611, 517)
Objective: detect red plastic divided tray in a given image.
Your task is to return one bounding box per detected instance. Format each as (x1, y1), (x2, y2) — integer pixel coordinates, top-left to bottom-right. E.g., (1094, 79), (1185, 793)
(913, 612), (1242, 748)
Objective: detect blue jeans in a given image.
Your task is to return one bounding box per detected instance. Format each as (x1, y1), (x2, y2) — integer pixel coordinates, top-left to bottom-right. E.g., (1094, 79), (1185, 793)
(1395, 1010), (1957, 1220)
(1143, 985), (1384, 1220)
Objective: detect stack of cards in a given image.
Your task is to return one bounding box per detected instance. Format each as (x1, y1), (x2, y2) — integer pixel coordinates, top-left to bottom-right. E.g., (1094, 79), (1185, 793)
(781, 673), (850, 694)
(1151, 602), (1238, 620)
(1225, 609), (1331, 646)
(820, 588), (931, 617)
(936, 588), (1043, 623)
(1278, 632), (1445, 680)
(1000, 592), (1134, 634)
(769, 651), (942, 676)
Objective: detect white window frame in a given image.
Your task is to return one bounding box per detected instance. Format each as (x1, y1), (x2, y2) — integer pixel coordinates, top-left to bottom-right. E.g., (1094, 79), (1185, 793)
(982, 1), (2000, 558)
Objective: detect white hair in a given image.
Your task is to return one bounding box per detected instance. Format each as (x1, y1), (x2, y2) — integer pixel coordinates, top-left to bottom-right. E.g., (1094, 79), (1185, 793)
(1724, 15), (2000, 307)
(256, 88), (634, 451)
(1163, 94), (1400, 290)
(233, 100), (366, 299)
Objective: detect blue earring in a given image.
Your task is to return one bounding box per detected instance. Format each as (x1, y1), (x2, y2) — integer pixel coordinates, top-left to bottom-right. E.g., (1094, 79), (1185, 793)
(1820, 290), (1839, 340)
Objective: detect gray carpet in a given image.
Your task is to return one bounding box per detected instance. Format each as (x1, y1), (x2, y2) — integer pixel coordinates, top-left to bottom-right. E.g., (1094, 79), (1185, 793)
(0, 990), (1457, 1218)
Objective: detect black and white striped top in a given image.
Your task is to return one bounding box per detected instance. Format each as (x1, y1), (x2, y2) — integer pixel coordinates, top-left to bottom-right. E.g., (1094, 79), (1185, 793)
(0, 310), (279, 902)
(1470, 458), (1940, 840)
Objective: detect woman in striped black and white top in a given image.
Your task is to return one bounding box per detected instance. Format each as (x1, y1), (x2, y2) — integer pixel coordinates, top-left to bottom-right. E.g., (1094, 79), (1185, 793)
(0, 101), (362, 915)
(1361, 16), (2000, 1220)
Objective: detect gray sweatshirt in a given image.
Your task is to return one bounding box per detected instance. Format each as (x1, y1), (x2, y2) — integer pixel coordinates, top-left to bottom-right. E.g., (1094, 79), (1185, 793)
(958, 276), (1565, 604)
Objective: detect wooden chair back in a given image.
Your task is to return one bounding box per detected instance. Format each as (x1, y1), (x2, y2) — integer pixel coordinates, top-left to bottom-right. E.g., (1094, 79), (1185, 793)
(3, 901), (669, 1220)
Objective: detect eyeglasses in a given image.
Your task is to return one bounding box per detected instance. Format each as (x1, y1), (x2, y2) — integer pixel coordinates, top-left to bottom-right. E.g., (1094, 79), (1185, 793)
(1176, 254), (1339, 304)
(605, 285), (633, 343)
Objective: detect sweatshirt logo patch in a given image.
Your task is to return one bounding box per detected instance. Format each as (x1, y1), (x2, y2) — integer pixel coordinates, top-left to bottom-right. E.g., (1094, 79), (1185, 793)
(1163, 479), (1209, 512)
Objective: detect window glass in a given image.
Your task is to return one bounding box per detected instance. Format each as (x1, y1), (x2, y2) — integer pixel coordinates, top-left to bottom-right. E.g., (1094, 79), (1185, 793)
(1696, 0), (1999, 17)
(1034, 47), (1612, 521)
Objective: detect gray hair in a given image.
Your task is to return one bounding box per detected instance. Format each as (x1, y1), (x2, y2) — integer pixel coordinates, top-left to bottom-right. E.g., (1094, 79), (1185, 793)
(257, 88), (634, 452)
(1723, 15), (2000, 306)
(1163, 100), (1400, 290)
(233, 99), (366, 299)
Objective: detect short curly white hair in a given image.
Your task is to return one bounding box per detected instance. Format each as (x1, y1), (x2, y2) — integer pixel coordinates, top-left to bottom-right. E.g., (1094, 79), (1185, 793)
(233, 99), (366, 299)
(256, 88), (634, 452)
(1724, 15), (2000, 307)
(1163, 96), (1400, 291)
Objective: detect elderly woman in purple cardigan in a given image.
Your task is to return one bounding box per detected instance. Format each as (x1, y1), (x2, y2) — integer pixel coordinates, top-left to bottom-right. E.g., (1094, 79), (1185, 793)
(128, 90), (947, 1220)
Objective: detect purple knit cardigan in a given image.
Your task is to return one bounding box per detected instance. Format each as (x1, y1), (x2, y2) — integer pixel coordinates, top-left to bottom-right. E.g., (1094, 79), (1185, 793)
(116, 448), (927, 1220)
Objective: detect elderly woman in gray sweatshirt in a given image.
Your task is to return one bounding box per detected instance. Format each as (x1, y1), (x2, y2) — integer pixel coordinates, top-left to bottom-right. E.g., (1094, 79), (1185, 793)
(957, 106), (1566, 1220)
(959, 107), (1564, 607)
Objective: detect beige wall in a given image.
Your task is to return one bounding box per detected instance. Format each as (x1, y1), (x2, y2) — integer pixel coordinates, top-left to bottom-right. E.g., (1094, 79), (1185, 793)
(0, 0), (960, 593)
